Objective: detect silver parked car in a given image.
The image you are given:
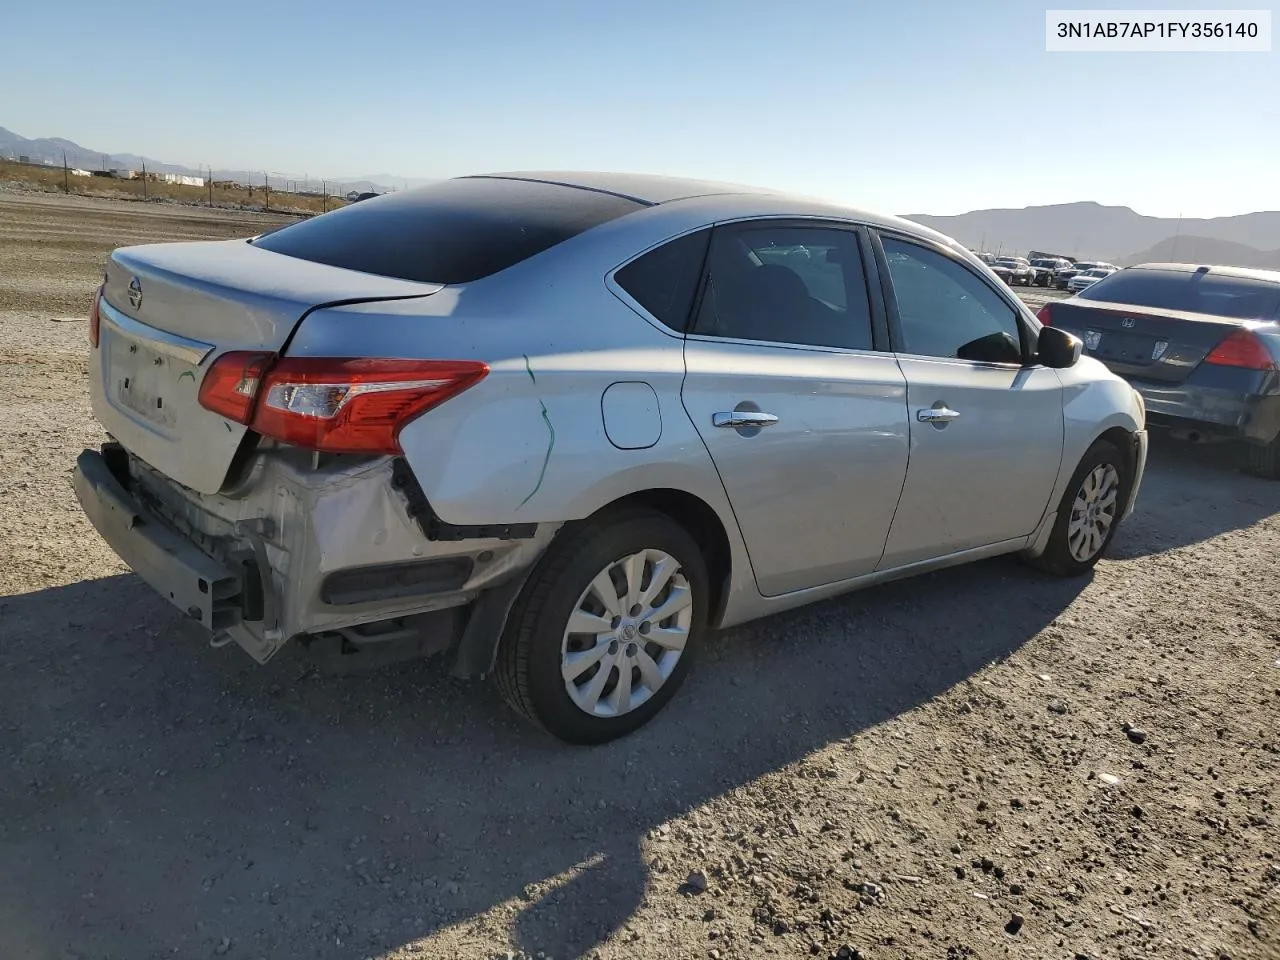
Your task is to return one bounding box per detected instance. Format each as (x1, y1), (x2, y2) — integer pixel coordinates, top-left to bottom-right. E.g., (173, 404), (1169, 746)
(74, 172), (1149, 744)
(995, 257), (1035, 286)
(1068, 266), (1119, 293)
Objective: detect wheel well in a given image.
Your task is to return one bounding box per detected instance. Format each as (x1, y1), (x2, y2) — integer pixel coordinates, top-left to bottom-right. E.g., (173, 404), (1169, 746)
(1095, 426), (1137, 473)
(594, 489), (733, 628)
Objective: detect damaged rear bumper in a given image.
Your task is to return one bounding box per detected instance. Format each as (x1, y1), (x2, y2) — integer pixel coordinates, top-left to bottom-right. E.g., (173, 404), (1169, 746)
(73, 444), (560, 667)
(73, 448), (258, 633)
(73, 447), (282, 659)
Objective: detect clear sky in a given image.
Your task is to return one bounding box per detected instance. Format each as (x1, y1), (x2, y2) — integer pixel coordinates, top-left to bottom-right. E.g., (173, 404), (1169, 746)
(2, 0), (1275, 217)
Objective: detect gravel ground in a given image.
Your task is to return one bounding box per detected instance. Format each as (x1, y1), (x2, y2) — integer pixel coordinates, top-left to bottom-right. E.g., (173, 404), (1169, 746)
(1, 191), (1277, 960)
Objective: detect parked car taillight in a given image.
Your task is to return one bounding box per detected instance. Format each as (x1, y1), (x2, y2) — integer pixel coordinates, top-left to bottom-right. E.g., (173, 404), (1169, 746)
(89, 283), (104, 348)
(198, 354), (489, 454)
(1036, 304), (1053, 326)
(1203, 329), (1278, 371)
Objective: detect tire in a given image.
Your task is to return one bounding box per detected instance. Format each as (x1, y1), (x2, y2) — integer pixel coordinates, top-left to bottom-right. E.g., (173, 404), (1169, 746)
(494, 508), (710, 744)
(1245, 435), (1280, 479)
(1026, 439), (1131, 576)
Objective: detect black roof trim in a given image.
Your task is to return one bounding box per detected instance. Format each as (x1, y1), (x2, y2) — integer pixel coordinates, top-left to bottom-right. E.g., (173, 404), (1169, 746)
(461, 174), (657, 208)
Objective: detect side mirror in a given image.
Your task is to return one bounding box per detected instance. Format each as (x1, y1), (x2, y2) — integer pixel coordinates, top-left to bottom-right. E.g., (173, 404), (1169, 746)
(1037, 326), (1083, 368)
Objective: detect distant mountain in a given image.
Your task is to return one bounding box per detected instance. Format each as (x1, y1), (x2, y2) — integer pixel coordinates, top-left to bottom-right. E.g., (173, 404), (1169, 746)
(0, 125), (405, 194)
(903, 201), (1280, 263)
(1121, 235), (1280, 271)
(343, 173), (439, 190)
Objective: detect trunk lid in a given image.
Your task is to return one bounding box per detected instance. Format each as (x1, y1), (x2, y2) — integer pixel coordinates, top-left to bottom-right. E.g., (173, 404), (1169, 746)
(92, 239), (442, 494)
(1046, 299), (1246, 384)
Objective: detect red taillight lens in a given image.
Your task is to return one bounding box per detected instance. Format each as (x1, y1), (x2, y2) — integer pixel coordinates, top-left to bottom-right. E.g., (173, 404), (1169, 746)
(197, 351), (275, 422)
(247, 357), (487, 454)
(89, 284), (104, 347)
(1036, 303), (1053, 326)
(1203, 329), (1277, 371)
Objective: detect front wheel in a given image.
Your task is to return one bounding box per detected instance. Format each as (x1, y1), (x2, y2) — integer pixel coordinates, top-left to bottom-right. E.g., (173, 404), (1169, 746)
(494, 509), (710, 744)
(1026, 439), (1131, 576)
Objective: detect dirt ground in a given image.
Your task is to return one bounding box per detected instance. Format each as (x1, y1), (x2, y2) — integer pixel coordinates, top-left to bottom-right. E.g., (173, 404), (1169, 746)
(1, 190), (1277, 960)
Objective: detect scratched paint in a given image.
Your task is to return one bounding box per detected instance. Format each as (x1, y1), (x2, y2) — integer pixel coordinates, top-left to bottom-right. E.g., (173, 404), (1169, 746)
(518, 354), (555, 509)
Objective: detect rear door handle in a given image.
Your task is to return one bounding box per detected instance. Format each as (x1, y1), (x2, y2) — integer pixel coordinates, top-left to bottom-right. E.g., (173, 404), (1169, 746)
(713, 411), (779, 428)
(917, 406), (960, 423)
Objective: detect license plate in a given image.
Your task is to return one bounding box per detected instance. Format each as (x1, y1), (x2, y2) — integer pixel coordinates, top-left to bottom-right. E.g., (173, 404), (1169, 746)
(1093, 331), (1160, 365)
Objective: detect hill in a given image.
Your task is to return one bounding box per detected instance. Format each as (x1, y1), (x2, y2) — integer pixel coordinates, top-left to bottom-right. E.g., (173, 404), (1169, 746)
(903, 201), (1280, 262)
(1120, 235), (1280, 270)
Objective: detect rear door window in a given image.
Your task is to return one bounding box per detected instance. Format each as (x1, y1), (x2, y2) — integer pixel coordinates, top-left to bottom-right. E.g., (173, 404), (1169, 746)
(252, 177), (645, 284)
(690, 224), (875, 351)
(1080, 268), (1280, 319)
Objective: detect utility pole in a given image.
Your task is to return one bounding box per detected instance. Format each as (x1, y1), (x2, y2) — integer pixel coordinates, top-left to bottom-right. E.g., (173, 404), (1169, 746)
(263, 172), (270, 212)
(62, 151), (69, 194)
(142, 161), (148, 200)
(207, 165), (213, 206)
(322, 180), (327, 213)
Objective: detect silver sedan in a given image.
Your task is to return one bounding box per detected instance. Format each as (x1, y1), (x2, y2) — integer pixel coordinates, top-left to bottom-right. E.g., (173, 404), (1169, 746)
(73, 171), (1148, 743)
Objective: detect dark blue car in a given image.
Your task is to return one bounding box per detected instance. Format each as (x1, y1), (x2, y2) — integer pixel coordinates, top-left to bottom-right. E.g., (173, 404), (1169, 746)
(1039, 263), (1280, 478)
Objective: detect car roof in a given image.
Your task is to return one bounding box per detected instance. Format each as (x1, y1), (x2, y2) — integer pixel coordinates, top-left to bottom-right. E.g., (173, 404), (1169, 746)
(470, 170), (782, 205)
(470, 169), (942, 231)
(1129, 262), (1280, 284)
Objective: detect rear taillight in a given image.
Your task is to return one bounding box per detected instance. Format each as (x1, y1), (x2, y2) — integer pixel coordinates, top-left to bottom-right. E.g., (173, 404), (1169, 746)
(197, 351), (275, 422)
(198, 355), (489, 454)
(1036, 303), (1053, 326)
(1203, 329), (1277, 371)
(89, 284), (104, 348)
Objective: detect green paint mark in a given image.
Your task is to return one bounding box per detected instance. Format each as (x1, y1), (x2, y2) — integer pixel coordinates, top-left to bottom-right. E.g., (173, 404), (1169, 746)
(517, 354), (554, 509)
(177, 370), (196, 383)
(224, 421), (233, 432)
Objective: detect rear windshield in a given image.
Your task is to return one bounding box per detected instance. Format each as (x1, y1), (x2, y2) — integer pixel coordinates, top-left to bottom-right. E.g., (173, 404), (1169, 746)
(1080, 268), (1280, 320)
(251, 177), (645, 284)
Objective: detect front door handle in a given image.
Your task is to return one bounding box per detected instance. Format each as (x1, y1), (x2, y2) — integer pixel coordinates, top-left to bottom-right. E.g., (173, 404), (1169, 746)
(917, 406), (961, 423)
(713, 411), (779, 428)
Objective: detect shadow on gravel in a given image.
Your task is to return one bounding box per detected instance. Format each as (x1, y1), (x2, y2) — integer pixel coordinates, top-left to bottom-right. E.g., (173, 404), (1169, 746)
(1109, 435), (1280, 559)
(0, 554), (1085, 960)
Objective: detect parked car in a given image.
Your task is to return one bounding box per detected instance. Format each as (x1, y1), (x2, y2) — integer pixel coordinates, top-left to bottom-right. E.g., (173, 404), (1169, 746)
(1067, 266), (1118, 293)
(988, 261), (1014, 284)
(73, 171), (1149, 744)
(1030, 257), (1071, 287)
(1056, 261), (1117, 290)
(995, 257), (1035, 286)
(1039, 262), (1280, 477)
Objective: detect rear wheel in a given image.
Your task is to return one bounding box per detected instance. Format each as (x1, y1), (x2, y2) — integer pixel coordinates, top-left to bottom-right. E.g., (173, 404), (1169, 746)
(1245, 435), (1280, 479)
(494, 509), (709, 744)
(1026, 440), (1131, 576)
